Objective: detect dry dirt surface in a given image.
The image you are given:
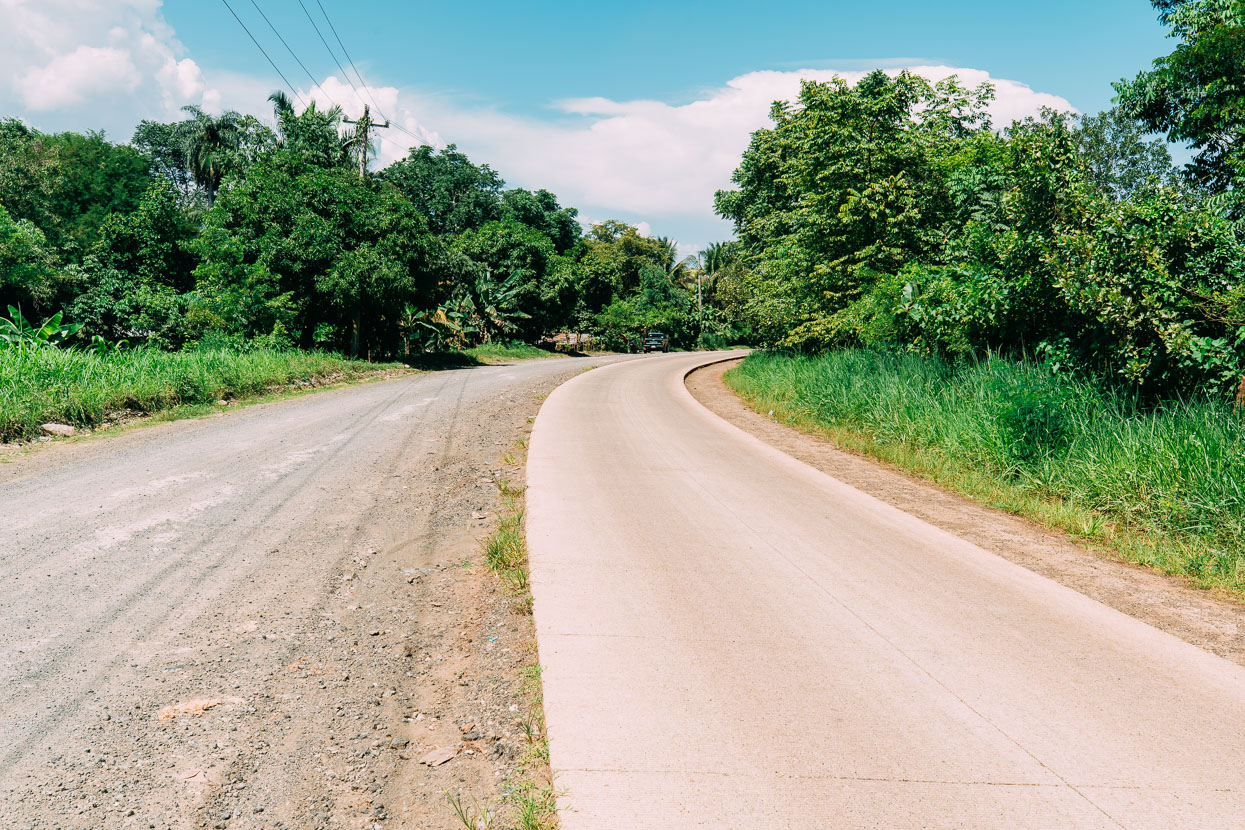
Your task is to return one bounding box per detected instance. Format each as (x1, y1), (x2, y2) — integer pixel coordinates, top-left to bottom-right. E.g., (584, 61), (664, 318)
(0, 355), (626, 830)
(687, 359), (1245, 667)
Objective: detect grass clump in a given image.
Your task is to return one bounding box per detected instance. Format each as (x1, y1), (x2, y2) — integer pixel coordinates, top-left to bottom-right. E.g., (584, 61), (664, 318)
(726, 349), (1245, 595)
(484, 478), (533, 602)
(460, 343), (561, 364)
(0, 346), (402, 441)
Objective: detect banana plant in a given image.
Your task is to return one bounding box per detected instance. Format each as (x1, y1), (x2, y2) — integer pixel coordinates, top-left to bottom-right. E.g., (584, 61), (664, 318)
(399, 299), (479, 353)
(470, 270), (531, 344)
(0, 306), (83, 353)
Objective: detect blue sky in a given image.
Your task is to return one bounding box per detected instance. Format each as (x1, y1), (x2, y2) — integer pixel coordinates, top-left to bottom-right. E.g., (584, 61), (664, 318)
(2, 0), (1174, 251)
(165, 1), (1168, 116)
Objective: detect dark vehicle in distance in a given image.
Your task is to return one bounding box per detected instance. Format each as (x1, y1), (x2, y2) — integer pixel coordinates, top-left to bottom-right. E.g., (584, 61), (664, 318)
(642, 331), (670, 353)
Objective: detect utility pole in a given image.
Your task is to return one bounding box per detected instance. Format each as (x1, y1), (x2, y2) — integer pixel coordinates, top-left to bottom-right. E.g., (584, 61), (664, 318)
(697, 262), (704, 346)
(343, 105), (389, 179)
(341, 105), (389, 358)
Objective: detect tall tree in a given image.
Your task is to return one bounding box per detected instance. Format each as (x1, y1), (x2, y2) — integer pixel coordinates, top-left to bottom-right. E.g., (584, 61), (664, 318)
(382, 145), (504, 235)
(1077, 108), (1180, 201)
(181, 106), (242, 205)
(1115, 0), (1245, 195)
(500, 188), (581, 253)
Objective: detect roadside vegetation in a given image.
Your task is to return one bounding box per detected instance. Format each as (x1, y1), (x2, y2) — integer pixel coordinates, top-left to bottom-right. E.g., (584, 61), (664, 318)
(457, 431), (557, 830)
(727, 350), (1245, 594)
(704, 1), (1245, 595)
(0, 99), (739, 369)
(0, 342), (396, 441)
(714, 0), (1245, 404)
(462, 342), (563, 365)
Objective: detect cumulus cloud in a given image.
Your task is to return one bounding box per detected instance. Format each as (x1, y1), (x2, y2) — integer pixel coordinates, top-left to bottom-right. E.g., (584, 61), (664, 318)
(17, 46), (140, 110)
(369, 65), (1074, 249)
(0, 0), (213, 135)
(0, 4), (1075, 249)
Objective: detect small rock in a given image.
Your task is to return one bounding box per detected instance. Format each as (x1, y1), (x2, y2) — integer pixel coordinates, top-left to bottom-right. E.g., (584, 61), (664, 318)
(389, 736), (409, 749)
(215, 400), (227, 406)
(41, 423), (76, 437)
(418, 747), (456, 767)
(463, 731), (481, 741)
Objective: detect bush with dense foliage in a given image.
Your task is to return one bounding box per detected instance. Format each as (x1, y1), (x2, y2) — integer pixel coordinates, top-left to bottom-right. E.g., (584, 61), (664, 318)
(714, 0), (1245, 398)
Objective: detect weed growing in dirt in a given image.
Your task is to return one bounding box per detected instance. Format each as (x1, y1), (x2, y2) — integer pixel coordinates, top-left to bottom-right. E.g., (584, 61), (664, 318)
(727, 350), (1245, 595)
(505, 664), (558, 830)
(447, 790), (496, 830)
(460, 444), (559, 830)
(483, 499), (530, 595)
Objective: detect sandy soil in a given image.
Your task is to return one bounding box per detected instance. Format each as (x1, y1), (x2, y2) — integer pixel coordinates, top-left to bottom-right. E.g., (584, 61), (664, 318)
(686, 359), (1245, 666)
(0, 356), (625, 829)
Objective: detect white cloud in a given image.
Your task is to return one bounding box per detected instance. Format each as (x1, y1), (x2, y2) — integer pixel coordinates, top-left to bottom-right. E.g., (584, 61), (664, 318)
(0, 3), (1074, 251)
(369, 65), (1074, 251)
(17, 46), (140, 110)
(0, 0), (214, 135)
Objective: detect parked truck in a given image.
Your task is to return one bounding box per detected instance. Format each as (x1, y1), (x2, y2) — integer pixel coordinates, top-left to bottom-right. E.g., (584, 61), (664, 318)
(642, 331), (670, 353)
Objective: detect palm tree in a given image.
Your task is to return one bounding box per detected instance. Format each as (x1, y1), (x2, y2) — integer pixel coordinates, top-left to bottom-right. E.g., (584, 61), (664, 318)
(654, 236), (698, 287)
(181, 105), (242, 205)
(268, 91), (352, 168)
(699, 241), (736, 278)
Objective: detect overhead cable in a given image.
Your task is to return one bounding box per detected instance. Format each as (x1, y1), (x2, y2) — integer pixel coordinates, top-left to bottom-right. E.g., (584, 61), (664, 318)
(218, 0), (306, 108)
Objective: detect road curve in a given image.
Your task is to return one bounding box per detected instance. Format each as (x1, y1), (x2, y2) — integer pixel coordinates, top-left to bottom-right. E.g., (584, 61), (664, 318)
(526, 351), (1245, 829)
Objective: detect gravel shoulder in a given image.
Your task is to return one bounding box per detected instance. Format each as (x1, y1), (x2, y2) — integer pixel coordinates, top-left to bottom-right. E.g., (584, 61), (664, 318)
(0, 355), (625, 830)
(687, 359), (1245, 667)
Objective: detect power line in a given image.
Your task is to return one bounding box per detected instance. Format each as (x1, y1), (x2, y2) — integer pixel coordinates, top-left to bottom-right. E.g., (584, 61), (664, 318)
(295, 0), (365, 104)
(218, 0), (306, 108)
(314, 0), (385, 115)
(247, 0), (324, 95)
(310, 0), (428, 147)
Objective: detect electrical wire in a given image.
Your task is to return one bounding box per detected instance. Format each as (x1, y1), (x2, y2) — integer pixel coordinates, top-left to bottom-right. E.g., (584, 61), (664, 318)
(309, 0), (429, 146)
(247, 0), (326, 95)
(218, 0), (306, 108)
(295, 0), (366, 105)
(313, 0), (385, 115)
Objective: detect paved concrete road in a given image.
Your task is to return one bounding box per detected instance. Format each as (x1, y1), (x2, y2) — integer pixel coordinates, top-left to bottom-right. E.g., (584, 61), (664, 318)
(0, 355), (625, 828)
(527, 351), (1245, 829)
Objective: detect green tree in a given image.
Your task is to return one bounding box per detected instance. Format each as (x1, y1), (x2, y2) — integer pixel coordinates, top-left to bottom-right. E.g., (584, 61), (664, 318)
(268, 92), (352, 170)
(181, 106), (243, 205)
(715, 70), (995, 348)
(1115, 0), (1245, 194)
(574, 221), (669, 313)
(1077, 107), (1180, 201)
(0, 122), (152, 257)
(131, 118), (199, 204)
(382, 144), (504, 235)
(0, 204), (63, 312)
(68, 184), (199, 346)
(191, 149), (439, 355)
(500, 188), (581, 253)
(453, 218), (576, 340)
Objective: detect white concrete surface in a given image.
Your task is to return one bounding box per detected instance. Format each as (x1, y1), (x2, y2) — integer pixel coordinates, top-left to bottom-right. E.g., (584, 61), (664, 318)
(526, 350), (1245, 829)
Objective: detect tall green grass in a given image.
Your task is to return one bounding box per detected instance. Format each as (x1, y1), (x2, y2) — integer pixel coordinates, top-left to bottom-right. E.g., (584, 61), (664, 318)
(726, 350), (1245, 593)
(0, 347), (401, 441)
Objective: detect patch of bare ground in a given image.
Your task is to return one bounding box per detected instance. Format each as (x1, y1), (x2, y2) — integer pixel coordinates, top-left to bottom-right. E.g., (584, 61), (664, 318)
(1, 361), (580, 830)
(687, 359), (1245, 666)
